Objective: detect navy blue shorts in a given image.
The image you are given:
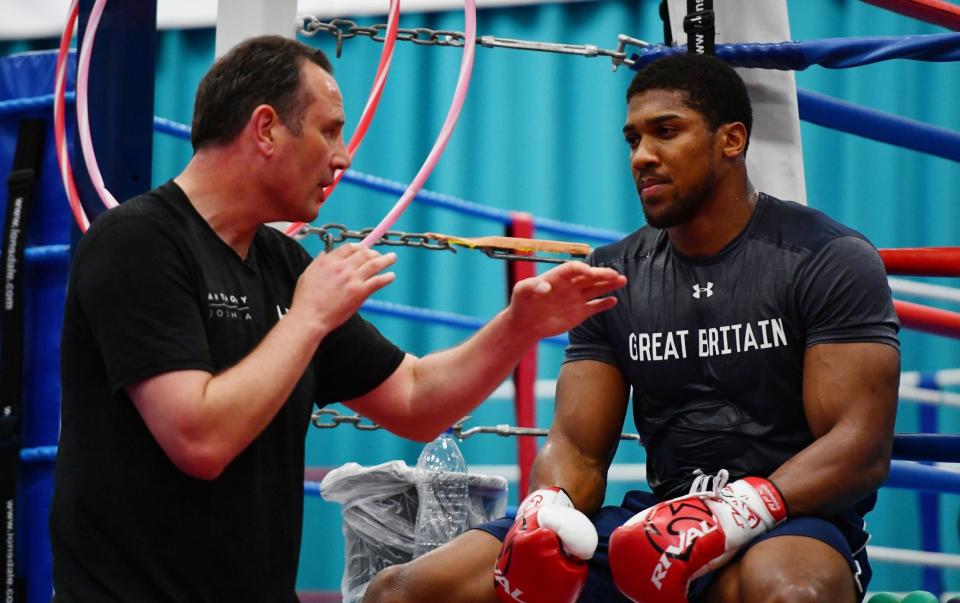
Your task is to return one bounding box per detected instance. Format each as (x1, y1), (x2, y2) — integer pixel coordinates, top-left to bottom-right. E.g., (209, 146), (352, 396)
(476, 490), (872, 602)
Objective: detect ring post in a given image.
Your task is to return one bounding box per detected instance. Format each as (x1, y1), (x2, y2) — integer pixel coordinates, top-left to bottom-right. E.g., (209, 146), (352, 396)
(917, 373), (943, 596)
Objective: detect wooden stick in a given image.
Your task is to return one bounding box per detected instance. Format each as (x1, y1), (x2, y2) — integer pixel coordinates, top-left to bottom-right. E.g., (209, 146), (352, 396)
(426, 233), (592, 256)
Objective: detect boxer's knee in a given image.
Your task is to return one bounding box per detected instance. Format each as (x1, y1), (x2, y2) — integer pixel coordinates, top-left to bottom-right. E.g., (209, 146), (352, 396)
(759, 579), (826, 603)
(736, 561), (855, 603)
(362, 563), (411, 603)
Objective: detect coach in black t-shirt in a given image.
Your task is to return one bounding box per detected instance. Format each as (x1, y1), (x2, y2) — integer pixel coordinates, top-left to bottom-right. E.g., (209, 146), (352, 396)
(363, 56), (900, 603)
(50, 36), (626, 602)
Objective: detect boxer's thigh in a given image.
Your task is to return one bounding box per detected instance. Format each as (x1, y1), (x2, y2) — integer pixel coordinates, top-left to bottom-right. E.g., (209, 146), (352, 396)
(705, 533), (858, 603)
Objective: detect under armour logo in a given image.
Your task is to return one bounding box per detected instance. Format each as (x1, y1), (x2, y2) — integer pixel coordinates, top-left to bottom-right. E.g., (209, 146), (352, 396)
(692, 282), (714, 299)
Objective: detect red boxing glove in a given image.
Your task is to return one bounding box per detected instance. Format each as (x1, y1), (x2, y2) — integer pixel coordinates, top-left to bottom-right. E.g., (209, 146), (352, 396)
(608, 477), (787, 603)
(494, 487), (598, 603)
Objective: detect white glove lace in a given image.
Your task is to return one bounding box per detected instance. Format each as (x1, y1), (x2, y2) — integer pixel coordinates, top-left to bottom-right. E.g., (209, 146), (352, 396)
(689, 468), (730, 495)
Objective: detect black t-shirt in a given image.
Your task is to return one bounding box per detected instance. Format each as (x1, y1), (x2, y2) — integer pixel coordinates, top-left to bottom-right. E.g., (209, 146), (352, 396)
(567, 194), (899, 501)
(52, 181), (405, 602)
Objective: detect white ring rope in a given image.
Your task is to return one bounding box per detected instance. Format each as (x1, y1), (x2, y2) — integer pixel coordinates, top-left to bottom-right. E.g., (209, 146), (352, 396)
(469, 463), (647, 484)
(898, 385), (960, 408)
(867, 546), (960, 569)
(489, 379), (960, 408)
(476, 463), (960, 485)
(902, 369), (960, 389)
(889, 277), (960, 305)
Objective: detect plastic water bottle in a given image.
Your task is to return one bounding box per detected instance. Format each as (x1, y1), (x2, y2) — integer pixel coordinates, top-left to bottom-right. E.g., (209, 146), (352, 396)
(412, 429), (469, 557)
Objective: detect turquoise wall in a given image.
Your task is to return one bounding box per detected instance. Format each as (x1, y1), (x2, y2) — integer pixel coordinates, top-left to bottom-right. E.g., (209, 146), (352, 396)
(4, 0), (959, 595)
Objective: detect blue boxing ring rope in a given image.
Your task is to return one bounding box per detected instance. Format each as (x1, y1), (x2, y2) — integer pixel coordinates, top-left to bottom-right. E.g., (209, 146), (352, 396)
(627, 32), (960, 70)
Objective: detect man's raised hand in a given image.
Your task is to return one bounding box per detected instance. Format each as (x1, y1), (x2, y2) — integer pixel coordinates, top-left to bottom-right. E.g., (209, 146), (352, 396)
(290, 243), (396, 335)
(507, 261), (626, 340)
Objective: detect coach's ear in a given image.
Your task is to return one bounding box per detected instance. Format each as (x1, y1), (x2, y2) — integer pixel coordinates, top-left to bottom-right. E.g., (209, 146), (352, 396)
(250, 104), (282, 157)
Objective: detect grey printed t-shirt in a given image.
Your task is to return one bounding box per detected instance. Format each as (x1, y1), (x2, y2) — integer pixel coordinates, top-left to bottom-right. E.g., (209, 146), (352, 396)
(567, 193), (899, 500)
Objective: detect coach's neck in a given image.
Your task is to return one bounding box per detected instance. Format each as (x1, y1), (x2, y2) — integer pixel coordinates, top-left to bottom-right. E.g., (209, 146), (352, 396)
(175, 143), (267, 260)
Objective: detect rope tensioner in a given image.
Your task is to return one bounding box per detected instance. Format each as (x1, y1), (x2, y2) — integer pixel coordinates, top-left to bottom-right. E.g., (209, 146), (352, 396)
(297, 14), (649, 71)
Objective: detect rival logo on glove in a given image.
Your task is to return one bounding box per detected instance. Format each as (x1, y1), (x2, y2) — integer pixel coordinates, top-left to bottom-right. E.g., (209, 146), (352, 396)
(642, 498), (722, 590)
(493, 570), (525, 603)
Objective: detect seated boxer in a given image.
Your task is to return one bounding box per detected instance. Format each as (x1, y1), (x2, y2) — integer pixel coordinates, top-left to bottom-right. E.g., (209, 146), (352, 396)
(362, 53), (900, 603)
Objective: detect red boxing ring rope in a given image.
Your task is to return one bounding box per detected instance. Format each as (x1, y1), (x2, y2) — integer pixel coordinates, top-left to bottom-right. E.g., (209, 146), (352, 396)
(879, 247), (960, 276)
(878, 247), (960, 338)
(861, 0), (960, 31)
(894, 299), (960, 338)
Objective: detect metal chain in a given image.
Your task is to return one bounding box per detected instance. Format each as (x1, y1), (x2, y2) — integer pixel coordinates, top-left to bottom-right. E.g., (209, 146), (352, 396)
(312, 408), (383, 430)
(311, 408), (642, 442)
(298, 15), (650, 70)
(299, 223), (457, 254)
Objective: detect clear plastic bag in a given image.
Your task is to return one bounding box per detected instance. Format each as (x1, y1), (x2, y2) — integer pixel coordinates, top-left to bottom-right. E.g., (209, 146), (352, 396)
(320, 460), (508, 603)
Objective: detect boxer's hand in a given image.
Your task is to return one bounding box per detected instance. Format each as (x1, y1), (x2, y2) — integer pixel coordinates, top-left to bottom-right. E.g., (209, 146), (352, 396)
(608, 477), (787, 603)
(494, 488), (597, 603)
